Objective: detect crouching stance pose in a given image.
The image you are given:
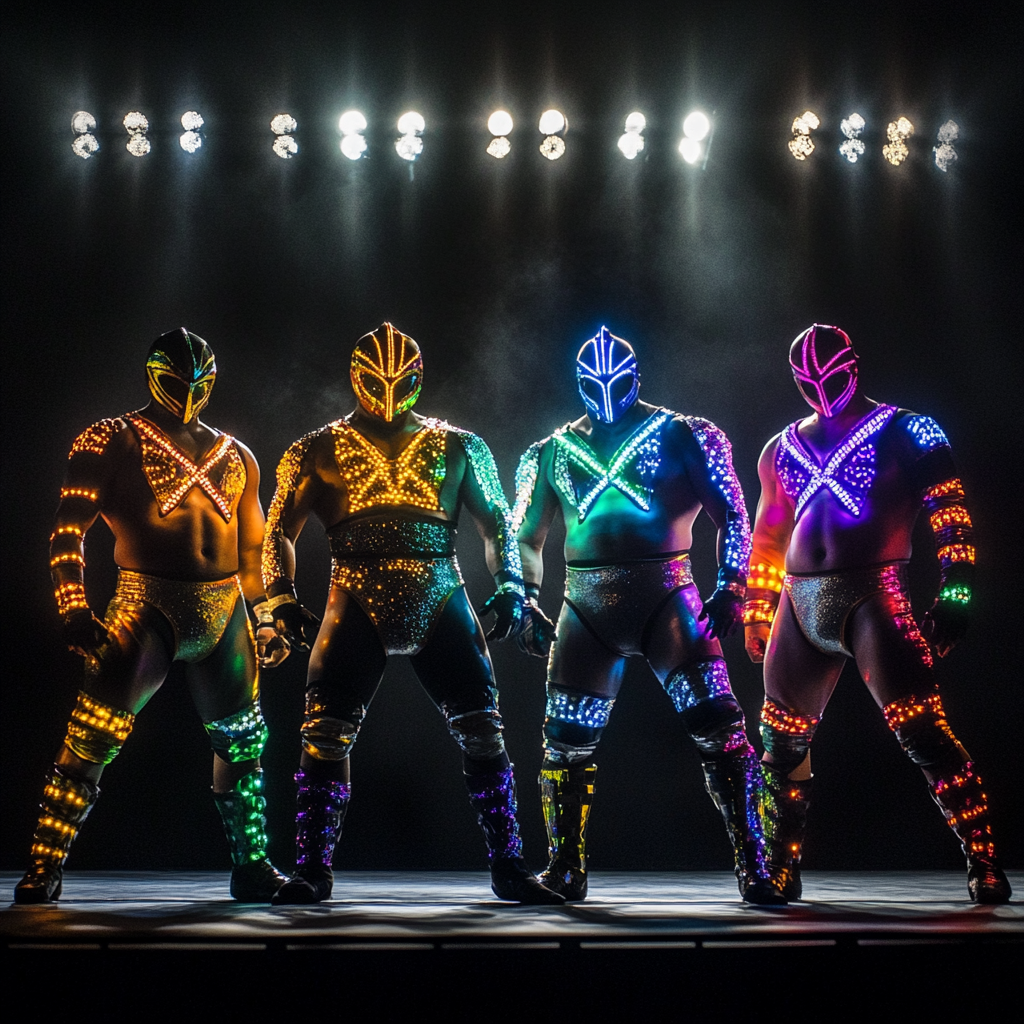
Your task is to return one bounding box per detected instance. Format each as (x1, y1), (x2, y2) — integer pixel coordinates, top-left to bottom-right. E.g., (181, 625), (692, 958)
(261, 323), (561, 905)
(15, 329), (286, 903)
(745, 324), (1010, 903)
(513, 327), (783, 904)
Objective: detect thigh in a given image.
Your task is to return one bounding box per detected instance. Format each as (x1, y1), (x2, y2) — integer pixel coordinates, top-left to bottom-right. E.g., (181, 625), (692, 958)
(643, 584), (722, 683)
(547, 601), (627, 699)
(186, 597), (259, 723)
(84, 600), (175, 714)
(847, 590), (935, 708)
(409, 588), (499, 713)
(306, 587), (389, 719)
(763, 589), (846, 719)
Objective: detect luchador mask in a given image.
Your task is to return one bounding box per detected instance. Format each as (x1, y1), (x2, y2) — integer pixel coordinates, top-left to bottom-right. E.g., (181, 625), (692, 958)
(789, 324), (859, 418)
(146, 328), (216, 424)
(350, 322), (423, 422)
(576, 326), (640, 424)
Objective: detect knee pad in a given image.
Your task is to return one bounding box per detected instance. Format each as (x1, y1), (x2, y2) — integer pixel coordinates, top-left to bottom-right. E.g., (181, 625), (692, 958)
(205, 701), (268, 763)
(759, 697), (819, 774)
(883, 691), (967, 772)
(679, 695), (749, 758)
(542, 688), (614, 767)
(446, 708), (507, 761)
(64, 691), (135, 765)
(664, 658), (732, 713)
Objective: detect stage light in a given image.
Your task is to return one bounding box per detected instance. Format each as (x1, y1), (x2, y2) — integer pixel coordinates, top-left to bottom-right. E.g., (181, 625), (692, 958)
(271, 114), (297, 135)
(340, 134), (367, 160)
(933, 120), (959, 172)
(486, 136), (511, 159)
(538, 109), (566, 136)
(397, 111), (425, 136)
(339, 110), (367, 135)
(179, 132), (201, 153)
(270, 114), (298, 158)
(624, 111), (646, 134)
(488, 110), (513, 136)
(682, 111), (710, 142)
(71, 111), (98, 159)
(839, 113), (866, 163)
(678, 137), (702, 164)
(123, 111), (150, 157)
(178, 111), (204, 154)
(71, 111), (96, 135)
(618, 112), (646, 160)
(883, 116), (914, 166)
(788, 111), (820, 160)
(181, 111), (204, 132)
(273, 136), (298, 158)
(395, 111), (424, 162)
(540, 135), (566, 160)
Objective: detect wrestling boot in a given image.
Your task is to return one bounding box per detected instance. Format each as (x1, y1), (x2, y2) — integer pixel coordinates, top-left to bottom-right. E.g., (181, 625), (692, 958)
(14, 768), (99, 904)
(272, 771), (351, 905)
(538, 764), (597, 902)
(702, 752), (788, 905)
(928, 761), (1011, 904)
(466, 764), (565, 905)
(212, 768), (288, 902)
(760, 764), (811, 901)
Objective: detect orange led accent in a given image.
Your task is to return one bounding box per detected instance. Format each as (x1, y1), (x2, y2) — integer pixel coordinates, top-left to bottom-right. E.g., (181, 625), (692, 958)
(55, 581), (89, 619)
(761, 698), (819, 735)
(50, 525), (85, 541)
(60, 487), (99, 502)
(743, 598), (776, 625)
(50, 553), (85, 568)
(925, 477), (965, 500)
(749, 562), (786, 593)
(882, 691), (946, 730)
(937, 543), (975, 565)
(929, 506), (972, 530)
(69, 418), (123, 458)
(68, 692), (134, 743)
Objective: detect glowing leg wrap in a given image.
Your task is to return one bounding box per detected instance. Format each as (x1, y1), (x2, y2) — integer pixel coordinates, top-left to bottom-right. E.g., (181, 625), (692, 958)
(14, 768), (99, 904)
(884, 692), (1011, 904)
(64, 690), (135, 764)
(465, 764), (564, 905)
(538, 764), (597, 902)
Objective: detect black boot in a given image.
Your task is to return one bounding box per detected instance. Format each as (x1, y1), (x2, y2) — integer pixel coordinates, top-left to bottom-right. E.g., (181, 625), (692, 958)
(928, 761), (1011, 904)
(212, 768), (288, 902)
(760, 764), (811, 901)
(538, 764), (596, 902)
(702, 752), (787, 905)
(466, 764), (564, 905)
(14, 768), (99, 904)
(272, 771), (351, 905)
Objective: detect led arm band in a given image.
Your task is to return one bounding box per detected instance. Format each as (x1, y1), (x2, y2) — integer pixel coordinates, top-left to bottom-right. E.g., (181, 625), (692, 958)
(262, 433), (316, 593)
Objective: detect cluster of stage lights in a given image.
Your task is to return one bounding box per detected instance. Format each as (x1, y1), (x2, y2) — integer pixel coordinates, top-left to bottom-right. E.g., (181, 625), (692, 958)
(69, 108), (963, 172)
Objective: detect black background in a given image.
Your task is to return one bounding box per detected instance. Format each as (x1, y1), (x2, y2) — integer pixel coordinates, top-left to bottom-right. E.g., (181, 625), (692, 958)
(3, 1), (1020, 876)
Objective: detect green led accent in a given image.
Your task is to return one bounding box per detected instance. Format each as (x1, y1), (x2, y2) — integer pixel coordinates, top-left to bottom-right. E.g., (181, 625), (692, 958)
(939, 583), (971, 605)
(205, 702), (268, 763)
(553, 410), (671, 521)
(213, 769), (270, 865)
(511, 441), (543, 535)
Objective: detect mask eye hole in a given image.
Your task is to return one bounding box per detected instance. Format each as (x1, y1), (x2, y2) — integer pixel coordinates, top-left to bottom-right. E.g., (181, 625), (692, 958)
(580, 378), (603, 405)
(155, 372), (189, 411)
(393, 373), (418, 402)
(821, 370), (852, 410)
(361, 375), (385, 401)
(609, 375), (634, 407)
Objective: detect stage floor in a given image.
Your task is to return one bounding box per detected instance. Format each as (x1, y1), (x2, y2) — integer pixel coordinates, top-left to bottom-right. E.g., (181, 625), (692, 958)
(2, 870), (1021, 949)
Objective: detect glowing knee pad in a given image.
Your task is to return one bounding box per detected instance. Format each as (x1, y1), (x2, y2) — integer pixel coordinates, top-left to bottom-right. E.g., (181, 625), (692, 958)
(446, 708), (506, 762)
(680, 694), (750, 757)
(883, 691), (967, 772)
(302, 716), (359, 761)
(759, 698), (819, 775)
(664, 658), (733, 712)
(542, 688), (614, 767)
(64, 691), (135, 764)
(205, 702), (268, 762)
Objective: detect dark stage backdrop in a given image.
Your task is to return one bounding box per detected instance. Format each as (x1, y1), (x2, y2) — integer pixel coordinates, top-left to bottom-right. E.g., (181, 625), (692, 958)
(3, 3), (1021, 875)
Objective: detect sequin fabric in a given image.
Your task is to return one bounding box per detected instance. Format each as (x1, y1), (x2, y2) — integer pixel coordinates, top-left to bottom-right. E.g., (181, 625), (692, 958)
(263, 430), (317, 588)
(294, 770), (351, 868)
(466, 764), (524, 860)
(69, 417), (124, 458)
(511, 441), (543, 535)
(777, 404), (897, 520)
(785, 562), (930, 663)
(106, 570), (243, 663)
(565, 554), (694, 657)
(761, 697), (820, 736)
(545, 688), (615, 728)
(125, 414), (246, 521)
(205, 702), (268, 762)
(64, 691), (135, 764)
(329, 516), (456, 558)
(663, 658), (733, 712)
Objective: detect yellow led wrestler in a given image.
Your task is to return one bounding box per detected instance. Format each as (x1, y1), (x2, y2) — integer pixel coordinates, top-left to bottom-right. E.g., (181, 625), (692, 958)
(14, 328), (287, 903)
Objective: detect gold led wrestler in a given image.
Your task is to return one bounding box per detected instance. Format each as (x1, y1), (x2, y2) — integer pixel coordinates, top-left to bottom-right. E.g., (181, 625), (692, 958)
(14, 328), (287, 904)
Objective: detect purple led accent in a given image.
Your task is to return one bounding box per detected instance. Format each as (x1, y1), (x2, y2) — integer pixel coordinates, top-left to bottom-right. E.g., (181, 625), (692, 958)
(777, 404), (897, 520)
(294, 770), (351, 868)
(466, 764), (524, 860)
(789, 324), (859, 418)
(576, 326), (640, 424)
(905, 415), (950, 452)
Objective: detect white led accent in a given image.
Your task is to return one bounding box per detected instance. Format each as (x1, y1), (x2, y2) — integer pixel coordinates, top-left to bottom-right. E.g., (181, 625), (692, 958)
(127, 134), (151, 157)
(338, 110), (367, 135)
(72, 134), (99, 159)
(486, 136), (511, 159)
(617, 132), (644, 159)
(679, 137), (702, 163)
(340, 134), (367, 160)
(624, 111), (646, 134)
(839, 113), (866, 163)
(123, 111), (149, 133)
(397, 111), (425, 136)
(682, 111), (710, 141)
(179, 131), (202, 153)
(395, 134), (424, 161)
(273, 136), (298, 159)
(883, 116), (914, 166)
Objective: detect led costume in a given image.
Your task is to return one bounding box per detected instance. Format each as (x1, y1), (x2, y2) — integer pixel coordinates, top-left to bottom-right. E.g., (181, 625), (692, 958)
(744, 324), (1010, 903)
(514, 326), (783, 904)
(261, 322), (561, 905)
(15, 329), (286, 904)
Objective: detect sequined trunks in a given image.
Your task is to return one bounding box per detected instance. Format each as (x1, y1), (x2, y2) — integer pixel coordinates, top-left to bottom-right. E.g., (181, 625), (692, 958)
(328, 515), (463, 656)
(106, 570), (242, 662)
(564, 553), (695, 657)
(785, 562), (910, 658)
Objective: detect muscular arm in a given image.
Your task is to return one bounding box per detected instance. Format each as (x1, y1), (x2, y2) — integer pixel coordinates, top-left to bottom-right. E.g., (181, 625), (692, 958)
(233, 443), (265, 602)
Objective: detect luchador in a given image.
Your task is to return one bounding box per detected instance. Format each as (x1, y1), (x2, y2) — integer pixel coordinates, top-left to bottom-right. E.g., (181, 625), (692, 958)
(15, 329), (286, 903)
(512, 326), (784, 904)
(260, 322), (561, 905)
(744, 323), (1010, 903)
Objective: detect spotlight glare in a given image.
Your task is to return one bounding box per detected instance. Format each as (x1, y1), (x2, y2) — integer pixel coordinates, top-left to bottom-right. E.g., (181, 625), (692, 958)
(395, 135), (424, 161)
(72, 134), (99, 159)
(271, 114), (297, 135)
(181, 110), (204, 132)
(538, 109), (566, 135)
(678, 137), (702, 164)
(179, 131), (202, 153)
(487, 110), (513, 136)
(682, 111), (710, 141)
(539, 135), (566, 160)
(123, 111), (149, 134)
(273, 136), (298, 159)
(624, 111), (646, 134)
(788, 135), (815, 160)
(71, 111), (96, 134)
(340, 134), (368, 160)
(338, 110), (367, 135)
(486, 136), (511, 159)
(617, 132), (644, 159)
(397, 111), (425, 136)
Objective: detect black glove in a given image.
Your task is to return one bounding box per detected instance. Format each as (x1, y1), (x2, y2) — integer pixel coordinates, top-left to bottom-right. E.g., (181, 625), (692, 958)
(921, 598), (970, 658)
(699, 587), (744, 640)
(63, 609), (110, 657)
(515, 583), (558, 658)
(478, 588), (525, 642)
(274, 599), (322, 652)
